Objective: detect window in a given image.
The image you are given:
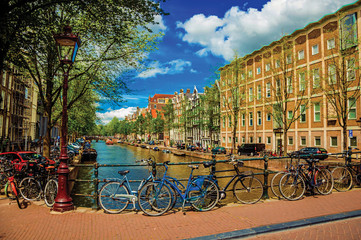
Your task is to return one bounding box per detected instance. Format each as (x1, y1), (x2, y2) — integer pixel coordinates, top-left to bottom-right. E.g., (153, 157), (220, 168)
(315, 136), (321, 146)
(331, 136), (338, 147)
(314, 103), (321, 122)
(241, 73), (245, 80)
(158, 99), (165, 103)
(222, 116), (225, 128)
(298, 50), (304, 60)
(258, 137), (262, 143)
(267, 137), (271, 144)
(348, 97), (357, 119)
(241, 114), (245, 126)
(299, 72), (306, 91)
(301, 137), (306, 146)
(256, 67), (261, 75)
(288, 136), (293, 145)
(266, 82), (271, 97)
(242, 137), (245, 143)
(228, 137), (232, 143)
(313, 68), (320, 88)
(250, 137), (254, 143)
(350, 137), (357, 147)
(276, 79), (281, 95)
(249, 88), (253, 102)
(327, 38), (335, 50)
(328, 64), (336, 84)
(248, 70), (253, 78)
(249, 112), (253, 126)
(267, 113), (271, 121)
(300, 105), (306, 123)
(312, 44), (319, 55)
(340, 13), (357, 50)
(286, 54), (292, 64)
(265, 63), (270, 72)
(288, 111), (293, 120)
(287, 77), (293, 93)
(154, 104), (157, 109)
(222, 137), (225, 143)
(257, 85), (262, 100)
(347, 58), (355, 81)
(257, 111), (262, 125)
(275, 60), (280, 68)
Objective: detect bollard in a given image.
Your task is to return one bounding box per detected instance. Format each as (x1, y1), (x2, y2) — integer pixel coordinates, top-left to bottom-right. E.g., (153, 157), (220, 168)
(93, 162), (99, 210)
(263, 155), (269, 199)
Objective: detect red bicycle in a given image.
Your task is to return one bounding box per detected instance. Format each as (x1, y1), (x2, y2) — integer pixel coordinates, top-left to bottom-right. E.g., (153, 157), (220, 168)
(2, 161), (23, 209)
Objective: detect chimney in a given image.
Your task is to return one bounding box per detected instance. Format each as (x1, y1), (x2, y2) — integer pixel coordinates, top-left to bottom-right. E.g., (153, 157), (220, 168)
(186, 89), (190, 93)
(180, 89), (184, 93)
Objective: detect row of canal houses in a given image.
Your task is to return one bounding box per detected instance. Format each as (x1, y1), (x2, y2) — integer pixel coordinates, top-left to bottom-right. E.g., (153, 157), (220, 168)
(127, 1), (361, 153)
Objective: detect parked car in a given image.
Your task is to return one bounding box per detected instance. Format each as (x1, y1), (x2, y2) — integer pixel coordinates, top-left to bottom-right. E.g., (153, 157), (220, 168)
(291, 147), (328, 160)
(237, 143), (265, 156)
(0, 151), (55, 171)
(187, 145), (197, 151)
(177, 143), (186, 149)
(211, 146), (226, 154)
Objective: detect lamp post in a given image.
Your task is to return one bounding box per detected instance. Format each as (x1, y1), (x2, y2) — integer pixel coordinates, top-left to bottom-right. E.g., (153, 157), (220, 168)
(52, 25), (80, 212)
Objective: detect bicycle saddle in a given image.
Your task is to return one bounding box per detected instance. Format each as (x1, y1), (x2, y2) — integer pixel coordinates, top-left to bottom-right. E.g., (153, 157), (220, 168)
(188, 165), (199, 169)
(118, 170), (130, 175)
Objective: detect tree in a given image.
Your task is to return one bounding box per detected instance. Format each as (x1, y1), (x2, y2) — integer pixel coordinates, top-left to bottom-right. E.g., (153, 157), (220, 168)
(163, 100), (175, 142)
(265, 38), (309, 155)
(201, 85), (220, 146)
(322, 14), (361, 151)
(219, 54), (245, 154)
(9, 2), (166, 157)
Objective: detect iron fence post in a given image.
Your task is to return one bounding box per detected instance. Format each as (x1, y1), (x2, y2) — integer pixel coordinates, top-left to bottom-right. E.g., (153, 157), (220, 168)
(152, 160), (157, 178)
(93, 162), (99, 210)
(263, 156), (269, 199)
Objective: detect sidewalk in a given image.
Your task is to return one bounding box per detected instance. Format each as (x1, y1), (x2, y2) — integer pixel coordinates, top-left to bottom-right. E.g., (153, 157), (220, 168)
(1, 189), (361, 240)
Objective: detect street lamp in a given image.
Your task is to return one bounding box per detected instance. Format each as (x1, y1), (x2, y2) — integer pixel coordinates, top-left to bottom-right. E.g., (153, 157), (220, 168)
(52, 25), (80, 212)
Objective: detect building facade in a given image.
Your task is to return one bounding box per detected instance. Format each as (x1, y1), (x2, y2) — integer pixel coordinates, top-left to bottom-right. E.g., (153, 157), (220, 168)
(219, 2), (361, 153)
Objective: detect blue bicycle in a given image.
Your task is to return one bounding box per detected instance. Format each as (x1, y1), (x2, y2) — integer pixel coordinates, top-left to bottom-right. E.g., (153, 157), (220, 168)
(138, 161), (220, 216)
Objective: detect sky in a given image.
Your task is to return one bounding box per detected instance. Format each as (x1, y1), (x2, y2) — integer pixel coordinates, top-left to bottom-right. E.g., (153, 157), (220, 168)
(96, 0), (357, 124)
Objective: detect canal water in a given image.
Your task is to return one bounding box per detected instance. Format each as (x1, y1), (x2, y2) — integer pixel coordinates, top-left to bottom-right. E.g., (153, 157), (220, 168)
(72, 140), (281, 208)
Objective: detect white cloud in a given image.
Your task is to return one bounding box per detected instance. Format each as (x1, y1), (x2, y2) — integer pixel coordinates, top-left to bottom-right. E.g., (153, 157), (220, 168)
(177, 0), (356, 61)
(148, 15), (167, 34)
(137, 59), (192, 78)
(96, 107), (137, 124)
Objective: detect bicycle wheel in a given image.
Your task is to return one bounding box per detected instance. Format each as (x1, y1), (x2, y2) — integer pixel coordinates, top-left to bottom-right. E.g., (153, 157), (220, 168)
(10, 181), (22, 209)
(315, 168), (334, 195)
(189, 178), (219, 211)
(270, 172), (284, 199)
(279, 173), (306, 201)
(332, 167), (352, 192)
(98, 182), (130, 214)
(138, 182), (172, 216)
(5, 181), (16, 200)
(19, 177), (42, 201)
(233, 176), (263, 204)
(44, 179), (58, 207)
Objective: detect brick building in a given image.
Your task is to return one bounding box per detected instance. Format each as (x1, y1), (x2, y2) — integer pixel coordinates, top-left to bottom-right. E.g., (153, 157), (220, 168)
(219, 1), (361, 154)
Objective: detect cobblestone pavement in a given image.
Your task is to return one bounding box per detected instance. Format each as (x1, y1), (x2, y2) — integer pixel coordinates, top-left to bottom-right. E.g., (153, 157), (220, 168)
(0, 189), (361, 240)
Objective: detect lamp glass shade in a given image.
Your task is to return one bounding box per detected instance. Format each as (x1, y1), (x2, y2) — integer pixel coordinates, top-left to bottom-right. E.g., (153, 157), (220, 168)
(54, 26), (80, 65)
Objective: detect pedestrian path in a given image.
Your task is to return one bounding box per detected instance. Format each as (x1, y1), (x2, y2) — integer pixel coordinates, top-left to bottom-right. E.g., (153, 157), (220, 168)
(0, 189), (361, 240)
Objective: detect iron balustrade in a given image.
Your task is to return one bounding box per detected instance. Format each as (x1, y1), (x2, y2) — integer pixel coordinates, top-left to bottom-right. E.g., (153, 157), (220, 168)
(69, 151), (361, 210)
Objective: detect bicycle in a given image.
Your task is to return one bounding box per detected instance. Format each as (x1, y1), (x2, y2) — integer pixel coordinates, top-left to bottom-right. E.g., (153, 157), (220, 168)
(1, 161), (22, 209)
(206, 155), (264, 204)
(270, 153), (297, 199)
(138, 161), (219, 216)
(332, 147), (361, 192)
(19, 159), (58, 207)
(279, 154), (333, 201)
(98, 158), (161, 214)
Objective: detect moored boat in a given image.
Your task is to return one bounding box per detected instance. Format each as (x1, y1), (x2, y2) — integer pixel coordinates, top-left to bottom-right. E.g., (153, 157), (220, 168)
(106, 139), (113, 145)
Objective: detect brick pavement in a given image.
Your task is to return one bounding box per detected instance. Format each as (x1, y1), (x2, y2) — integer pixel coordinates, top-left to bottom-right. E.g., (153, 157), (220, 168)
(0, 189), (361, 240)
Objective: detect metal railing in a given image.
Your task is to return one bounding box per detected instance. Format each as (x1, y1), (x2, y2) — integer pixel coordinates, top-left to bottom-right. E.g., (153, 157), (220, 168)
(69, 151), (361, 210)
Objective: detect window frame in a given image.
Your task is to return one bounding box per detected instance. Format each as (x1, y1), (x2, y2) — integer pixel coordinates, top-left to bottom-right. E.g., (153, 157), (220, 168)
(330, 136), (338, 147)
(312, 44), (319, 55)
(298, 49), (305, 60)
(314, 102), (321, 122)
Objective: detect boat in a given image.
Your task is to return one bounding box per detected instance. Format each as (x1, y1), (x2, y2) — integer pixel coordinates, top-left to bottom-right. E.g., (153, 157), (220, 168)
(140, 145), (146, 148)
(106, 139), (113, 145)
(153, 147), (159, 151)
(173, 151), (185, 156)
(162, 149), (171, 153)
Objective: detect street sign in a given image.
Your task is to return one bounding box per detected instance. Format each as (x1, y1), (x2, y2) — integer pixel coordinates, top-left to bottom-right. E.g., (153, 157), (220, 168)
(349, 130), (353, 138)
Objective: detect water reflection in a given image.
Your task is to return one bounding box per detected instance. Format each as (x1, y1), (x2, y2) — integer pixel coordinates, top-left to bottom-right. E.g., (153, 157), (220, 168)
(72, 141), (283, 208)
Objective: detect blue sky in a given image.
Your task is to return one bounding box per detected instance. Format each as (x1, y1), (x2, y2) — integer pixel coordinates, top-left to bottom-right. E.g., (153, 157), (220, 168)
(97, 0), (356, 124)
